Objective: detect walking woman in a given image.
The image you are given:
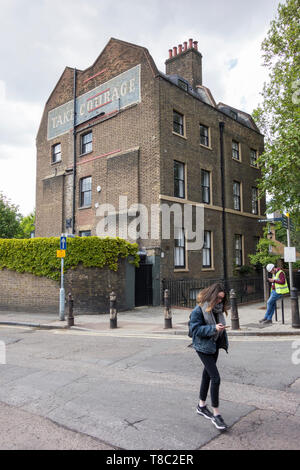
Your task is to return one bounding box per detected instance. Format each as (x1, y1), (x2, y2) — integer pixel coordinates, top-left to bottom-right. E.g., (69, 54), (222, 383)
(189, 283), (229, 430)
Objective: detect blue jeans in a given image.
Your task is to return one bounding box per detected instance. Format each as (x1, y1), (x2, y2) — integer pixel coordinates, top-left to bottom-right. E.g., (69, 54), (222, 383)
(264, 290), (282, 320)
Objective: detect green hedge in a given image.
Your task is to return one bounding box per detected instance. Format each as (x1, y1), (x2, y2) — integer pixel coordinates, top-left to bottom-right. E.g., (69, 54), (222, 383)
(0, 237), (139, 281)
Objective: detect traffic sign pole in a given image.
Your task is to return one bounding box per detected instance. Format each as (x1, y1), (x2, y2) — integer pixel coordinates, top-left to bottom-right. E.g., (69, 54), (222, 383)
(59, 234), (66, 320)
(286, 214), (294, 289)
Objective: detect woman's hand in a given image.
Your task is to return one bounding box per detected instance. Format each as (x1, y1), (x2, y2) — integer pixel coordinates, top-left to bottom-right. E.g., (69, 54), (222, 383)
(216, 323), (225, 332)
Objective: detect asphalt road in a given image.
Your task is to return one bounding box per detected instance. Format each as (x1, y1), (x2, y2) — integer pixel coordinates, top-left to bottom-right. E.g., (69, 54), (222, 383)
(0, 324), (299, 450)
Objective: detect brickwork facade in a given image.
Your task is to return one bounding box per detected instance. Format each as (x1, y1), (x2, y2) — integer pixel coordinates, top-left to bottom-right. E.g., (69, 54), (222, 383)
(36, 37), (265, 302)
(0, 260), (134, 314)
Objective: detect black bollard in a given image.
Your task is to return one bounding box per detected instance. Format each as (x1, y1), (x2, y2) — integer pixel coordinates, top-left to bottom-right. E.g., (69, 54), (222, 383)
(230, 289), (240, 330)
(68, 293), (74, 327)
(291, 287), (300, 329)
(164, 289), (172, 329)
(110, 291), (117, 329)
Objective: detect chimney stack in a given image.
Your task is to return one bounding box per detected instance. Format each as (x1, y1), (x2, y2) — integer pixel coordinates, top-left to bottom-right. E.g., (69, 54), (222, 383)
(165, 39), (203, 88)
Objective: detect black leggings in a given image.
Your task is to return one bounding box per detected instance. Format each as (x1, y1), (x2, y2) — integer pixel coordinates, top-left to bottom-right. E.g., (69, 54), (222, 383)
(197, 350), (220, 408)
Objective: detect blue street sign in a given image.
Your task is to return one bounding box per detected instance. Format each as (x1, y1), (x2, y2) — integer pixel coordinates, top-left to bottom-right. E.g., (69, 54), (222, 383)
(60, 236), (67, 250)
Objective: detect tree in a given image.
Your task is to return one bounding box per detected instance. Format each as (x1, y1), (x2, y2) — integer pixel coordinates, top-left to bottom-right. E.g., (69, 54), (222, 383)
(18, 211), (35, 238)
(0, 192), (22, 238)
(252, 0), (300, 226)
(249, 226), (280, 302)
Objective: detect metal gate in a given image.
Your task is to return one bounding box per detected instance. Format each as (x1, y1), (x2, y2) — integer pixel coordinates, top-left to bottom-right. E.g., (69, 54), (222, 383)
(135, 264), (153, 306)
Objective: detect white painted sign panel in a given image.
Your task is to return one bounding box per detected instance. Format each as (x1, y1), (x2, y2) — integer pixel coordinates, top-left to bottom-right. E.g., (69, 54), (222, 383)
(284, 247), (296, 263)
(47, 64), (141, 140)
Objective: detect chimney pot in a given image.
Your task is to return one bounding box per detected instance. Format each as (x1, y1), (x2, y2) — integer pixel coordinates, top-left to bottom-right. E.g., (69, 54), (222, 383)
(189, 38), (193, 48)
(178, 44), (182, 54)
(168, 49), (173, 58)
(173, 46), (177, 56)
(183, 41), (188, 51)
(193, 41), (198, 50)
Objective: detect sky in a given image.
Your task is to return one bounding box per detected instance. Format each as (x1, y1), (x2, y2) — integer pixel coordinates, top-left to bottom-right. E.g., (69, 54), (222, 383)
(0, 0), (281, 216)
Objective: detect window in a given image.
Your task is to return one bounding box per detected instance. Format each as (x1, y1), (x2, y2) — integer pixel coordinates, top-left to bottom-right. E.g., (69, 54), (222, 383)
(232, 140), (240, 160)
(201, 169), (211, 204)
(250, 148), (258, 167)
(178, 79), (188, 92)
(80, 176), (92, 207)
(81, 131), (92, 155)
(79, 230), (91, 237)
(229, 110), (238, 120)
(233, 181), (241, 211)
(173, 110), (184, 136)
(174, 161), (185, 198)
(234, 234), (243, 267)
(174, 227), (186, 268)
(251, 187), (258, 214)
(52, 143), (61, 163)
(203, 231), (212, 268)
(200, 124), (209, 147)
(254, 236), (260, 251)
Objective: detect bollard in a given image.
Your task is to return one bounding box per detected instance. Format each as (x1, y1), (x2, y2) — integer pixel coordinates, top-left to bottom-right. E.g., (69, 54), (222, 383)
(281, 297), (285, 324)
(68, 293), (74, 327)
(164, 289), (172, 329)
(291, 287), (300, 329)
(230, 289), (240, 330)
(110, 291), (117, 329)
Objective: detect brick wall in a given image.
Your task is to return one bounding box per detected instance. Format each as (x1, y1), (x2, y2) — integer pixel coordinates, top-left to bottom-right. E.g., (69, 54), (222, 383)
(0, 259), (134, 314)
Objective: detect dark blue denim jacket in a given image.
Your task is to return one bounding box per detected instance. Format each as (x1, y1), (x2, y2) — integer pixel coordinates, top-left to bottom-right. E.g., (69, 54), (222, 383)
(189, 305), (228, 354)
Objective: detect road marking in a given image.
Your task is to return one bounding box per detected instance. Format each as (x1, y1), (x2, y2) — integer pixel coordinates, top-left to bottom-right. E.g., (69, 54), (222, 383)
(52, 329), (189, 340)
(51, 329), (297, 342)
(0, 324), (34, 331)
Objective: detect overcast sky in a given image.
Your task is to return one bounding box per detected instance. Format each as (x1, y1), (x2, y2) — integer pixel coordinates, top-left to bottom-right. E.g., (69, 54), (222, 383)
(0, 0), (281, 216)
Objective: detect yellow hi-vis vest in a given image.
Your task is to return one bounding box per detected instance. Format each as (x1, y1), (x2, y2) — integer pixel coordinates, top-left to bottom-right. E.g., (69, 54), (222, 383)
(273, 269), (289, 295)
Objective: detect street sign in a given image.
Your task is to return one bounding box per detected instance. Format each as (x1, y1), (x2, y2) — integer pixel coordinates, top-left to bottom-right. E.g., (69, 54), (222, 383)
(57, 250), (66, 258)
(60, 236), (67, 250)
(284, 247), (296, 263)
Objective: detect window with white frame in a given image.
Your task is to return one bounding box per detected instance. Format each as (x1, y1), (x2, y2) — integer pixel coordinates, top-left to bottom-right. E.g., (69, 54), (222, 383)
(80, 176), (92, 207)
(232, 140), (240, 160)
(233, 181), (241, 211)
(174, 161), (185, 198)
(250, 148), (258, 167)
(52, 143), (61, 163)
(174, 227), (185, 268)
(201, 169), (211, 204)
(80, 131), (92, 155)
(203, 230), (212, 268)
(234, 234), (243, 267)
(173, 110), (184, 136)
(200, 124), (209, 147)
(251, 187), (259, 214)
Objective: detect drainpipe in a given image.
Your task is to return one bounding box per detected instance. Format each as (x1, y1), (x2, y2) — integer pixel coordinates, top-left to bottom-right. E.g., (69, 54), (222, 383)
(72, 68), (77, 235)
(219, 122), (228, 291)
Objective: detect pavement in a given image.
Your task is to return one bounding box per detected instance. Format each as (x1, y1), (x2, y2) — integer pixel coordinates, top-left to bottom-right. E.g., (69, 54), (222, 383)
(0, 295), (299, 336)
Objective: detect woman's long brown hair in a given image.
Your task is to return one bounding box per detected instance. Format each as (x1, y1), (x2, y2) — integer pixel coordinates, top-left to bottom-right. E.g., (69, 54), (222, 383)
(197, 283), (228, 316)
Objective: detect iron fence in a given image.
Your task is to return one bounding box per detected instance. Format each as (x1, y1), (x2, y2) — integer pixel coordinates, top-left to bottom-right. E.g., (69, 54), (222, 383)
(161, 276), (264, 308)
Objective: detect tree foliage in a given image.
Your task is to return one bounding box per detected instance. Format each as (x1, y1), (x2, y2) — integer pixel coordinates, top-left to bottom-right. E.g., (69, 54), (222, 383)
(0, 192), (22, 238)
(252, 0), (300, 225)
(18, 211), (35, 238)
(249, 226), (280, 268)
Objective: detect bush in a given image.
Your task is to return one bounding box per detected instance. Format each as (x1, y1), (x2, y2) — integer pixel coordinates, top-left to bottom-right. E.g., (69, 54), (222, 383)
(0, 237), (139, 281)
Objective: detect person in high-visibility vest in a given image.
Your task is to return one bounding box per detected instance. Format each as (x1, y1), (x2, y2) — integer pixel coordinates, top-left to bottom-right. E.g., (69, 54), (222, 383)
(259, 263), (289, 324)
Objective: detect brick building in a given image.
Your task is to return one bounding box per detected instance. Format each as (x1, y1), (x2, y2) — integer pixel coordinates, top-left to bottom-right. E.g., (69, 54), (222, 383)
(36, 38), (265, 305)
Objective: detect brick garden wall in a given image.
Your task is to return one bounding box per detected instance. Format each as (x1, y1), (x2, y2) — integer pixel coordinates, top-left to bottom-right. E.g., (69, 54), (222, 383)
(0, 259), (134, 314)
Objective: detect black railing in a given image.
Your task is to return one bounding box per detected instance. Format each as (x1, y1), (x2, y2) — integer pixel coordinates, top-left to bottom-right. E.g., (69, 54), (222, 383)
(161, 276), (264, 308)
